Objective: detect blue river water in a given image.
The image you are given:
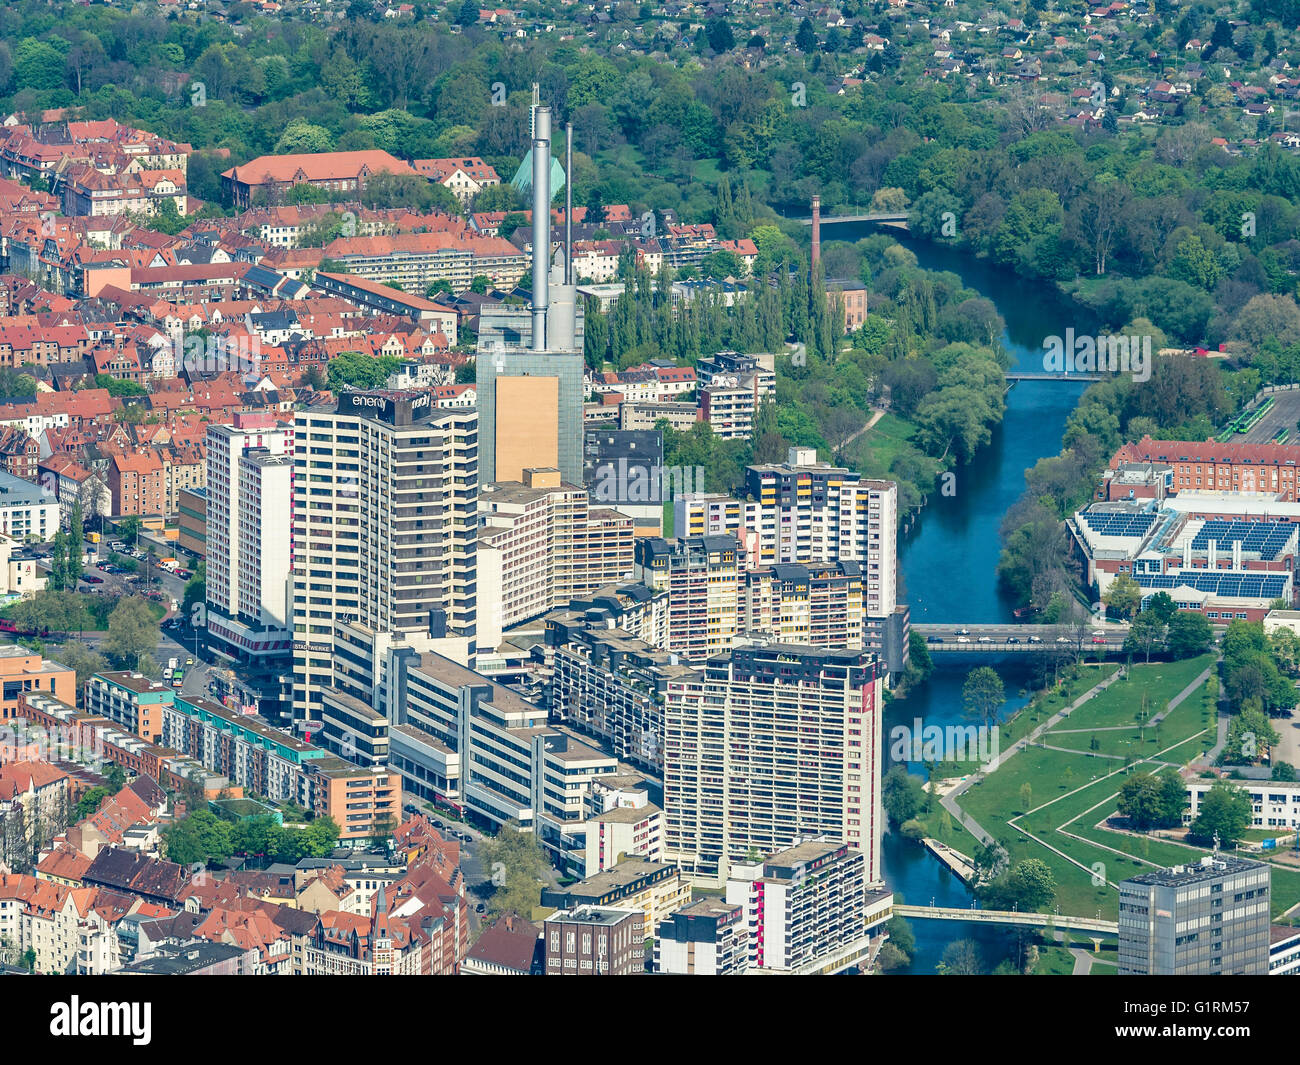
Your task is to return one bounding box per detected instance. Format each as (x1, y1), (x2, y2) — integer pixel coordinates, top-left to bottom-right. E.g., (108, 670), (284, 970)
(821, 223), (1097, 971)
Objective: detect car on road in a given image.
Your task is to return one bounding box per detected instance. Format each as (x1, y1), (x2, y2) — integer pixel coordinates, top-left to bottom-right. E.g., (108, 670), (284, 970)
(977, 635), (992, 643)
(431, 819), (444, 829)
(927, 635), (943, 643)
(1091, 630), (1106, 637)
(475, 903), (486, 913)
(955, 627), (970, 635)
(185, 657), (194, 666)
(1027, 635), (1043, 643)
(1055, 636), (1070, 643)
(1092, 636), (1107, 644)
(956, 636), (971, 644)
(81, 575), (103, 584)
(1006, 636), (1021, 644)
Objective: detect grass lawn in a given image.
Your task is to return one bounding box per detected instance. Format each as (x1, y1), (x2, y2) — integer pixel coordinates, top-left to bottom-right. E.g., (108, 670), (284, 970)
(953, 659), (1223, 918)
(956, 654), (1300, 921)
(1042, 655), (1215, 734)
(856, 413), (945, 485)
(1032, 944), (1076, 975)
(929, 664), (1117, 780)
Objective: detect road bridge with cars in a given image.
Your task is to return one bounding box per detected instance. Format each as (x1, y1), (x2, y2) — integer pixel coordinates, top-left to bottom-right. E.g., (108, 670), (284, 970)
(911, 622), (1128, 654)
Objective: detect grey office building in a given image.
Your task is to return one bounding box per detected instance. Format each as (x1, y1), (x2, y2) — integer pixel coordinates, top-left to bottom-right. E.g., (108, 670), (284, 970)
(475, 345), (585, 484)
(1118, 855), (1270, 975)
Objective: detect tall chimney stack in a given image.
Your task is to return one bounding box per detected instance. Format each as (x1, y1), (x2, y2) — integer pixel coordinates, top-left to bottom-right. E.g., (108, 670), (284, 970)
(531, 105), (552, 351)
(565, 122), (573, 286)
(811, 194), (821, 271)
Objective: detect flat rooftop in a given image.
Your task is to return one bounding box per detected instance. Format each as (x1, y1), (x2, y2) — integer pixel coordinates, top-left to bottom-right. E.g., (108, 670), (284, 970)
(564, 858), (674, 896)
(1124, 855), (1267, 888)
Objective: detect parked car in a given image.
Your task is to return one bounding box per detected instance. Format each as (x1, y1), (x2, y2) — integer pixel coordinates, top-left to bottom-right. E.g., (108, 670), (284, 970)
(81, 575), (103, 584)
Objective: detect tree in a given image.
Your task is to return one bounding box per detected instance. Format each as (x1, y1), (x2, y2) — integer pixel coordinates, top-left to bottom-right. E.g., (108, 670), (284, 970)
(102, 596), (160, 670)
(795, 18), (817, 53)
(1145, 592), (1177, 623)
(1157, 770), (1187, 826)
(56, 641), (109, 687)
(1118, 773), (1166, 830)
(705, 18), (735, 52)
(937, 938), (983, 975)
(962, 666), (1005, 726)
(1189, 782), (1251, 847)
(1167, 611), (1212, 659)
(882, 765), (924, 825)
(454, 0), (478, 25)
(1124, 610), (1167, 663)
(972, 840), (1009, 883)
(982, 858), (1057, 912)
(875, 941), (910, 971)
(480, 821), (548, 917)
(1102, 574), (1142, 619)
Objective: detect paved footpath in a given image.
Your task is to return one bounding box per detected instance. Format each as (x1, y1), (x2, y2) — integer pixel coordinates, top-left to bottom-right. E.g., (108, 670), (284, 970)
(940, 669), (1124, 846)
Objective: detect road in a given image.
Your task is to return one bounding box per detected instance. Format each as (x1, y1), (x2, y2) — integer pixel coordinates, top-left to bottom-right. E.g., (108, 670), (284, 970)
(31, 541), (213, 697)
(914, 622), (1130, 652)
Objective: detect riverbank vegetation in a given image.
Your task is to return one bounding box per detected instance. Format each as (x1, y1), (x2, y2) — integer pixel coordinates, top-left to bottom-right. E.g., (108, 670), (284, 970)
(658, 236), (1009, 519)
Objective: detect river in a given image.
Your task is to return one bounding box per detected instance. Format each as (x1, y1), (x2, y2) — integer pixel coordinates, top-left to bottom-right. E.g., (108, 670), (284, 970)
(823, 222), (1097, 971)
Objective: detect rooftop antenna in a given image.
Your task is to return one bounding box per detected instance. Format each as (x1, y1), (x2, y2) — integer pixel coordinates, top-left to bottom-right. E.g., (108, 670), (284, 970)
(530, 103), (551, 351)
(565, 123), (573, 286)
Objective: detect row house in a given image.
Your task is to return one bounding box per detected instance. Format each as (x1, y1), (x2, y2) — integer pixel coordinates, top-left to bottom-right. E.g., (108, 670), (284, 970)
(109, 450), (166, 516)
(221, 150), (421, 209)
(0, 425), (39, 481)
(61, 165), (188, 219)
(319, 230), (528, 292)
(36, 455), (111, 525)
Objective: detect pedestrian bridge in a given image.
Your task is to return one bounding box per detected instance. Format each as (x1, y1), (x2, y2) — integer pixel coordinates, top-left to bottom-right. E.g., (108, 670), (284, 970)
(795, 212), (909, 226)
(893, 904), (1118, 935)
(1006, 370), (1107, 382)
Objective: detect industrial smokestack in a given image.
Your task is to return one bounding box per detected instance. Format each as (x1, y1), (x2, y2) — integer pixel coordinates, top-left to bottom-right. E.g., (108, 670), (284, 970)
(811, 194), (821, 271)
(531, 105), (552, 351)
(565, 122), (573, 286)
